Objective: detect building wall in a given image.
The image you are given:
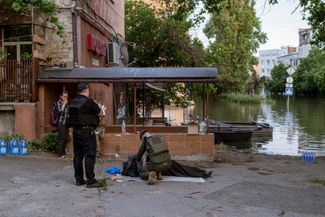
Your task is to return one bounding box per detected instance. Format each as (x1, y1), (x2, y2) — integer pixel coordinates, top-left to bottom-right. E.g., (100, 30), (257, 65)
(258, 46), (297, 78)
(258, 49), (281, 78)
(298, 28), (312, 58)
(100, 133), (215, 161)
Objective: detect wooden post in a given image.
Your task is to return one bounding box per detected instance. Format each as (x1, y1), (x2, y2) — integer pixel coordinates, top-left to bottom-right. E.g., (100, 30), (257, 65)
(133, 84), (137, 134)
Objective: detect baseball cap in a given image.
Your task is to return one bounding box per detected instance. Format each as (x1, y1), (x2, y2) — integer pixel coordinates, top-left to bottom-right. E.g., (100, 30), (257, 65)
(78, 83), (89, 92)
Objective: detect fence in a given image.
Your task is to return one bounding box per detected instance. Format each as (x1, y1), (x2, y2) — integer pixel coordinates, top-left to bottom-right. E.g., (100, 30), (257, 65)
(0, 58), (32, 102)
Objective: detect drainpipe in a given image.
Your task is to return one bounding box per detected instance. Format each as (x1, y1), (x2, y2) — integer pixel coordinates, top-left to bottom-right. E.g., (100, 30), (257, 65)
(72, 0), (78, 67)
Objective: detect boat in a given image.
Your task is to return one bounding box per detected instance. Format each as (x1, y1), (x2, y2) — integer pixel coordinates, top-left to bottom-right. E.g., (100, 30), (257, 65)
(208, 120), (273, 144)
(211, 128), (254, 144)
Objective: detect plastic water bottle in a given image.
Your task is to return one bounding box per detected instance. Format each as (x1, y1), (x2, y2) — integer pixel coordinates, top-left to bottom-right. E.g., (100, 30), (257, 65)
(121, 120), (126, 134)
(0, 139), (7, 156)
(199, 121), (206, 135)
(10, 139), (20, 156)
(20, 140), (28, 156)
(301, 151), (316, 163)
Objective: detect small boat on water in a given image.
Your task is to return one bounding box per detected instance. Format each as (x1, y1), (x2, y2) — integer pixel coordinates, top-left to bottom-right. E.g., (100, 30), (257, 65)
(208, 120), (273, 144)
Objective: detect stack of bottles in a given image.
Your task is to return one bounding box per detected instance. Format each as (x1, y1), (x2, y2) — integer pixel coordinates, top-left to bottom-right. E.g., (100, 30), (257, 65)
(0, 138), (29, 156)
(301, 151), (316, 163)
(0, 139), (7, 156)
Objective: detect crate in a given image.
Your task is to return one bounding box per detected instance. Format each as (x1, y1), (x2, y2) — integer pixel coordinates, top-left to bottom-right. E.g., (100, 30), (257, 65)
(187, 123), (198, 135)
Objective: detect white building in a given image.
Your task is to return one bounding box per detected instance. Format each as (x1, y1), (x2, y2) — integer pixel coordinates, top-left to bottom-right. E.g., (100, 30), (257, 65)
(277, 52), (299, 70)
(258, 28), (312, 77)
(258, 46), (295, 77)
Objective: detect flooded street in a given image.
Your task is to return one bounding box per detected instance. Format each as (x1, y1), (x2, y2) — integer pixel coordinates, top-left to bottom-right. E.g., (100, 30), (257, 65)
(195, 96), (325, 156)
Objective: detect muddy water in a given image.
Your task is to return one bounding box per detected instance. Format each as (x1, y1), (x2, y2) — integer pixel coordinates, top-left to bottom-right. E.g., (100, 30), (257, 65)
(195, 96), (325, 156)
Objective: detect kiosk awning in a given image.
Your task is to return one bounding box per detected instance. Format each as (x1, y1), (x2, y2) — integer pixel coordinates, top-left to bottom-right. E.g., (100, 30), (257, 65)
(37, 67), (218, 83)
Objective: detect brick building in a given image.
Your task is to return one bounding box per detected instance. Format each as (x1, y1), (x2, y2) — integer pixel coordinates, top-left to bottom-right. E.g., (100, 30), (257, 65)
(0, 0), (125, 139)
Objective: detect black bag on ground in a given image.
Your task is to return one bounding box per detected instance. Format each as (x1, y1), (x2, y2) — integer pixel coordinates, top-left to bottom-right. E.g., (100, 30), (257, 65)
(122, 155), (139, 177)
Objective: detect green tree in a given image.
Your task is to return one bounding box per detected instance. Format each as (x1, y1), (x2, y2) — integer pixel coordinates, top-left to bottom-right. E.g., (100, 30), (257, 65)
(203, 0), (325, 46)
(204, 0), (266, 93)
(268, 0), (325, 46)
(294, 47), (325, 95)
(266, 63), (288, 94)
(0, 0), (64, 37)
(125, 0), (207, 67)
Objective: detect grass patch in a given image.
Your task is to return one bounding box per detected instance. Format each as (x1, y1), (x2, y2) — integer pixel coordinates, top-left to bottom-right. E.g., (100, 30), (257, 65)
(220, 93), (273, 104)
(309, 178), (325, 186)
(97, 178), (108, 193)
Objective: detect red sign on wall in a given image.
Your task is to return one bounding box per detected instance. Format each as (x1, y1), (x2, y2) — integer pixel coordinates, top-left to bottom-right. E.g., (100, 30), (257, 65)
(87, 34), (106, 56)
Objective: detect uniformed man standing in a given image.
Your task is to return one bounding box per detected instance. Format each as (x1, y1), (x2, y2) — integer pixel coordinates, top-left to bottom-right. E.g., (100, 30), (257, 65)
(137, 131), (171, 185)
(69, 83), (102, 188)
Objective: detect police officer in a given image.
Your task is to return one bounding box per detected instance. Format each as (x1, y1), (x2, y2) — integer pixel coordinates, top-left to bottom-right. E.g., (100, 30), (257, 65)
(69, 83), (102, 188)
(136, 131), (171, 185)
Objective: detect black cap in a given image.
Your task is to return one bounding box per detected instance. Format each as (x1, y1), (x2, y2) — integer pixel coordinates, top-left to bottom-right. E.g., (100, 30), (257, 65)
(78, 83), (89, 92)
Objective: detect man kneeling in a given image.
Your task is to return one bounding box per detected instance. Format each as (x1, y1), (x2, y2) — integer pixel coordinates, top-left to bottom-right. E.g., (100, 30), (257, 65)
(136, 131), (171, 185)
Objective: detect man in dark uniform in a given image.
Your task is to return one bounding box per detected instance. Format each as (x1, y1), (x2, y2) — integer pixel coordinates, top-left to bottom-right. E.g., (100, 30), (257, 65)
(136, 131), (171, 185)
(69, 83), (102, 188)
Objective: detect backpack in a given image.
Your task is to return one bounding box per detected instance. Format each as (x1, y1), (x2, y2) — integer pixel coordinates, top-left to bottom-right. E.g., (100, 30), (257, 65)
(146, 136), (171, 165)
(122, 155), (140, 177)
(49, 105), (59, 127)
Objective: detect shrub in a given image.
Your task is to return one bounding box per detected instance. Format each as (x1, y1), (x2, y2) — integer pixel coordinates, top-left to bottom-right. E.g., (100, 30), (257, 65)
(220, 93), (268, 104)
(29, 139), (42, 152)
(43, 132), (58, 153)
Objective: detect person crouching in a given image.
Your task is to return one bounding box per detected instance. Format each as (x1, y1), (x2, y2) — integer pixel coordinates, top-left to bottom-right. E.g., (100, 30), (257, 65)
(136, 131), (171, 185)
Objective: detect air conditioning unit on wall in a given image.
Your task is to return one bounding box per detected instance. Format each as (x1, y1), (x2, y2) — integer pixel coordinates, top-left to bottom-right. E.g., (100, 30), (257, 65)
(107, 42), (120, 65)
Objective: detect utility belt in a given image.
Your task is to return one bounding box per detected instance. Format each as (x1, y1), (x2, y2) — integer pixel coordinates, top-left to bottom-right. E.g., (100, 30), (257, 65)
(74, 126), (96, 130)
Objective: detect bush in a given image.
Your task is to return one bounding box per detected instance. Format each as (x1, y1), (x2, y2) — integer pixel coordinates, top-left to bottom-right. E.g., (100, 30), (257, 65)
(220, 93), (269, 104)
(29, 139), (42, 152)
(43, 132), (58, 153)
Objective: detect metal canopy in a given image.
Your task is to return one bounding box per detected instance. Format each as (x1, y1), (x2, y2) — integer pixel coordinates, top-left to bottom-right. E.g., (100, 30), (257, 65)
(37, 67), (218, 83)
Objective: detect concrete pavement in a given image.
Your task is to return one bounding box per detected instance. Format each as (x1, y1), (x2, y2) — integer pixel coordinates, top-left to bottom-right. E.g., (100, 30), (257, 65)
(0, 151), (324, 217)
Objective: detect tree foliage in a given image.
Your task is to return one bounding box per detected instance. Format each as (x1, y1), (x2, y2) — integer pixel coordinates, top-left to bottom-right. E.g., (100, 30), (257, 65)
(265, 63), (288, 94)
(203, 0), (266, 93)
(293, 47), (325, 95)
(125, 0), (207, 67)
(268, 0), (325, 46)
(0, 0), (64, 37)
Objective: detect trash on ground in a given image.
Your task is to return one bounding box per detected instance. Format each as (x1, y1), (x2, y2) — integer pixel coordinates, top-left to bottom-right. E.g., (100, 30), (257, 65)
(105, 166), (121, 174)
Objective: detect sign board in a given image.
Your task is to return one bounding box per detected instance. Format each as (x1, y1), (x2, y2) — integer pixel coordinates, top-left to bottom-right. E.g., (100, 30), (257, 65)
(87, 34), (107, 56)
(286, 76), (293, 84)
(287, 67), (295, 75)
(285, 87), (293, 96)
(286, 83), (293, 88)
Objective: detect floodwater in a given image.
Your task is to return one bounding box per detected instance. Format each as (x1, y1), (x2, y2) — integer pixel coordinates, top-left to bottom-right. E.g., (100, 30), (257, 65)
(195, 96), (325, 156)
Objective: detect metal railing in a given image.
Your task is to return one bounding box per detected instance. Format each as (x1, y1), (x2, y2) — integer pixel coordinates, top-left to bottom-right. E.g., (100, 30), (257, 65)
(0, 58), (32, 102)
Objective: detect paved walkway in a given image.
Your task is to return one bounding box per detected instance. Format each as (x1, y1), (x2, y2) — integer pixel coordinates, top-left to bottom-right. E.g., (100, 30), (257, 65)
(0, 152), (324, 217)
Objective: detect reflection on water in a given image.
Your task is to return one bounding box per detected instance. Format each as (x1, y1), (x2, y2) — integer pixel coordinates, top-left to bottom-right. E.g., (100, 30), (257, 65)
(195, 96), (325, 156)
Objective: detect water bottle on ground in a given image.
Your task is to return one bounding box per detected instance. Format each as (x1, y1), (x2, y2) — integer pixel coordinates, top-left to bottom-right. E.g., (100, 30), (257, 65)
(20, 140), (28, 156)
(301, 151), (316, 163)
(199, 121), (206, 135)
(10, 139), (20, 156)
(0, 139), (7, 156)
(121, 120), (126, 134)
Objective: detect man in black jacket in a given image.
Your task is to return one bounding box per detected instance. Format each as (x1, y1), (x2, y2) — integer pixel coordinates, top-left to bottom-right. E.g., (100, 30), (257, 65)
(70, 83), (102, 188)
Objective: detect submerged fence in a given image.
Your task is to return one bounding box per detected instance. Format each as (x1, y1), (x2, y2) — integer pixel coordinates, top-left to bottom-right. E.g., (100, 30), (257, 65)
(0, 58), (32, 102)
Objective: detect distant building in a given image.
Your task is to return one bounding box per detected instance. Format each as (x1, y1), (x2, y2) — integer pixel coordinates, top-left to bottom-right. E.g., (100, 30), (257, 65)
(258, 28), (312, 77)
(298, 28), (312, 58)
(277, 52), (299, 70)
(258, 46), (295, 77)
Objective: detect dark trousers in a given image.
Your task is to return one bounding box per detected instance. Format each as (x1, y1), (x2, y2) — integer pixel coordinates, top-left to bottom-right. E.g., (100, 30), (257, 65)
(73, 128), (97, 184)
(57, 122), (68, 157)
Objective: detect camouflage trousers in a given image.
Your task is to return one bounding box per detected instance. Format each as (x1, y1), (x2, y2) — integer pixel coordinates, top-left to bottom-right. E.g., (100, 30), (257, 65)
(139, 161), (171, 180)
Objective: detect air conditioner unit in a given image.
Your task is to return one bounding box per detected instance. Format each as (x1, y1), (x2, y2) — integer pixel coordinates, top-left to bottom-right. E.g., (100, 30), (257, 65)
(107, 42), (120, 65)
